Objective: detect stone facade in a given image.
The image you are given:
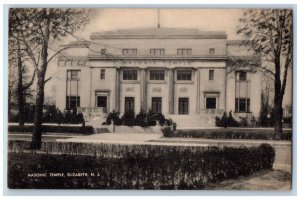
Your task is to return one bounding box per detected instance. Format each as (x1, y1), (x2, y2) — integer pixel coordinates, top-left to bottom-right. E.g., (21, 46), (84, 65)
(55, 28), (262, 126)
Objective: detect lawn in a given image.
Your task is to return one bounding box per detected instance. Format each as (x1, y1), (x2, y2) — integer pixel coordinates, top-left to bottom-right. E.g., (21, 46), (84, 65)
(163, 127), (292, 140)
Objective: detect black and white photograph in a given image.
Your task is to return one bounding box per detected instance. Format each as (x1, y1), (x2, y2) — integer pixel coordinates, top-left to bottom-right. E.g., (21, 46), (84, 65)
(6, 7), (293, 191)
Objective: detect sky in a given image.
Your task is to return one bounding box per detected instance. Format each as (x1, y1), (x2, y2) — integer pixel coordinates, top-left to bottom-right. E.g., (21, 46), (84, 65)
(44, 8), (292, 107)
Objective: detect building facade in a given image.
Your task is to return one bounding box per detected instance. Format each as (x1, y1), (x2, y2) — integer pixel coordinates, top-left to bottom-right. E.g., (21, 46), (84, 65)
(55, 28), (262, 127)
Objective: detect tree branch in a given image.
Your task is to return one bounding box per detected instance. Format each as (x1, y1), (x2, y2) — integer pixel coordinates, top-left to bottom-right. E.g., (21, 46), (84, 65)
(23, 68), (36, 89)
(44, 76), (53, 83)
(46, 46), (71, 65)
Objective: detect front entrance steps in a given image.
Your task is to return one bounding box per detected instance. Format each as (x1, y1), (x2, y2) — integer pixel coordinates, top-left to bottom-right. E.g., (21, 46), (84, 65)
(167, 114), (218, 128)
(94, 127), (110, 134)
(86, 114), (109, 134)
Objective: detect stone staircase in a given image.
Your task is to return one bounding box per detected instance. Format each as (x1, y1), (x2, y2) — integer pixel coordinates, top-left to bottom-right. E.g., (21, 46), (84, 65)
(85, 113), (110, 134)
(94, 127), (110, 134)
(167, 114), (220, 128)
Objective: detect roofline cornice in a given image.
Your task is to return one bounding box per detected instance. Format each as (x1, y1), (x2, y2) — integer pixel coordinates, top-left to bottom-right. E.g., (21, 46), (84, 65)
(90, 35), (227, 40)
(87, 56), (228, 61)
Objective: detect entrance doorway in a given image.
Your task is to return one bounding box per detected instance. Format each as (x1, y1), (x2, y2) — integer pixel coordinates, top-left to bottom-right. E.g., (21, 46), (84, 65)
(125, 97), (135, 113)
(97, 96), (107, 113)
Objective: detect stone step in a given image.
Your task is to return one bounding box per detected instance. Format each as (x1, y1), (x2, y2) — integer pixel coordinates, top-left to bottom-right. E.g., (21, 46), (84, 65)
(167, 115), (217, 127)
(94, 127), (110, 134)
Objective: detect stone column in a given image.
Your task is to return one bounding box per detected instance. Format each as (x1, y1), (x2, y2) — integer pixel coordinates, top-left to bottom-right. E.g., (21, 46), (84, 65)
(168, 69), (174, 114)
(115, 68), (120, 112)
(196, 68), (200, 114)
(140, 69), (147, 111)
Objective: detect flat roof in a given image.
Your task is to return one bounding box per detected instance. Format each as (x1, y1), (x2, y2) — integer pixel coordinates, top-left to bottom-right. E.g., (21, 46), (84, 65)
(90, 28), (227, 39)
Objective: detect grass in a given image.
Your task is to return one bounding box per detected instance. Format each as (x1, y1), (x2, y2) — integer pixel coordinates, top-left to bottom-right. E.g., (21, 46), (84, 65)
(206, 169), (291, 190)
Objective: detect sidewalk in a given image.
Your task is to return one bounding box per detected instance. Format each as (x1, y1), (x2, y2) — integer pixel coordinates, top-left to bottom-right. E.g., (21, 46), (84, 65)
(56, 133), (291, 146)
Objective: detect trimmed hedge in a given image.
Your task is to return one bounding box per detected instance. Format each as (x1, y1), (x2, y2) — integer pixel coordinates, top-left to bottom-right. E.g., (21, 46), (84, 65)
(162, 128), (292, 140)
(8, 125), (94, 135)
(104, 109), (167, 127)
(8, 140), (275, 189)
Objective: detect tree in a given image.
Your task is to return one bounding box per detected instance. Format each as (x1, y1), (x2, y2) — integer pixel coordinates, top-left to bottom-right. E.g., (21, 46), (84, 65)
(260, 74), (274, 127)
(9, 25), (36, 126)
(237, 9), (292, 138)
(9, 8), (97, 149)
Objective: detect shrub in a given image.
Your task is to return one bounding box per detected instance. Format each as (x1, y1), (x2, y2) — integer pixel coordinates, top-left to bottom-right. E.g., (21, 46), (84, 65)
(121, 110), (136, 126)
(147, 110), (166, 126)
(8, 141), (275, 189)
(43, 105), (57, 123)
(162, 126), (173, 137)
(63, 110), (72, 124)
(135, 109), (147, 127)
(216, 111), (240, 127)
(239, 116), (248, 127)
(104, 109), (168, 127)
(227, 111), (240, 127)
(165, 118), (173, 126)
(56, 109), (64, 125)
(106, 110), (121, 125)
(168, 128), (292, 140)
(8, 125), (94, 134)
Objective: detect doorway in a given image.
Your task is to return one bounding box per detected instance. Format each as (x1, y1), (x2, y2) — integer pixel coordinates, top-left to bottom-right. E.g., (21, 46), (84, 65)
(97, 96), (107, 113)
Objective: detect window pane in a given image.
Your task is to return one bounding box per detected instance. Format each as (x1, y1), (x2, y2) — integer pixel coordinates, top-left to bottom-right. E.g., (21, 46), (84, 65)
(66, 96), (80, 109)
(150, 70), (164, 80)
(100, 69), (105, 79)
(177, 70), (192, 81)
(152, 97), (162, 113)
(179, 98), (189, 114)
(123, 49), (137, 55)
(239, 71), (247, 81)
(150, 49), (165, 55)
(177, 49), (192, 55)
(123, 70), (138, 80)
(206, 98), (216, 109)
(235, 98), (250, 112)
(125, 97), (135, 112)
(209, 70), (214, 80)
(67, 70), (80, 80)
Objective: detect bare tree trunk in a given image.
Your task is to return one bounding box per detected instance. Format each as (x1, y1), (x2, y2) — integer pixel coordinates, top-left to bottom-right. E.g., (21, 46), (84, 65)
(17, 38), (25, 127)
(30, 11), (50, 149)
(30, 73), (46, 149)
(274, 97), (283, 139)
(274, 60), (283, 139)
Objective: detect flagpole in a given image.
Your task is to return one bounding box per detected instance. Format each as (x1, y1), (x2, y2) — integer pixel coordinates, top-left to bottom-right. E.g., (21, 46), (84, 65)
(157, 9), (160, 28)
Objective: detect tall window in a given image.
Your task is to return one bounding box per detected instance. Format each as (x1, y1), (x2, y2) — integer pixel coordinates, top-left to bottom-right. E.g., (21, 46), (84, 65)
(209, 70), (214, 80)
(206, 98), (216, 109)
(122, 48), (137, 55)
(123, 70), (138, 80)
(177, 70), (192, 81)
(152, 97), (162, 113)
(235, 98), (250, 112)
(178, 98), (189, 114)
(177, 48), (192, 56)
(150, 70), (165, 80)
(209, 48), (215, 55)
(67, 70), (80, 80)
(125, 97), (135, 112)
(66, 96), (80, 109)
(150, 49), (165, 55)
(100, 69), (105, 80)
